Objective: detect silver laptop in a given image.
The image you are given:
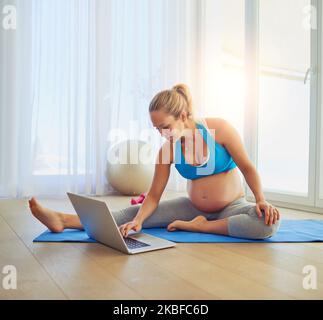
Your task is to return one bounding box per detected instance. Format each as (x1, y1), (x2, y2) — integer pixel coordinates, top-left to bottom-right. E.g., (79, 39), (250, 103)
(67, 192), (176, 254)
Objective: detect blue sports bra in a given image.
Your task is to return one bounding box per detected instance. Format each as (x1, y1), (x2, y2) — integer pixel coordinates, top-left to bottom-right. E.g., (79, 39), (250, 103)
(174, 119), (237, 180)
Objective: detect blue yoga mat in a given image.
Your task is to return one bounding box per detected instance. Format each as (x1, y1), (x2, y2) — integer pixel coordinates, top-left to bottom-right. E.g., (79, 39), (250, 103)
(33, 219), (323, 243)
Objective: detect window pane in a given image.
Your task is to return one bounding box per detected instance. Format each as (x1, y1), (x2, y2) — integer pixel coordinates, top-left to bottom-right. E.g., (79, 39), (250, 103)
(320, 48), (323, 201)
(203, 0), (245, 137)
(258, 0), (311, 195)
(200, 0), (245, 185)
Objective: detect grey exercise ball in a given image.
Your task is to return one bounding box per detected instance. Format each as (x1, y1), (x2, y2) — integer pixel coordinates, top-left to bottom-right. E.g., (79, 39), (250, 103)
(106, 139), (155, 196)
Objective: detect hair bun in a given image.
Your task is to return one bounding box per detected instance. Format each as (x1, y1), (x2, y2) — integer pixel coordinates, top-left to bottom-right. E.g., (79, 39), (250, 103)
(172, 84), (193, 116)
(173, 83), (189, 95)
(172, 84), (191, 102)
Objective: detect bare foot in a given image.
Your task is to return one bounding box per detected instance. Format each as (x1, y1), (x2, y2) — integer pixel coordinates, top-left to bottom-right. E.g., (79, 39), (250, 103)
(28, 197), (65, 233)
(167, 215), (208, 232)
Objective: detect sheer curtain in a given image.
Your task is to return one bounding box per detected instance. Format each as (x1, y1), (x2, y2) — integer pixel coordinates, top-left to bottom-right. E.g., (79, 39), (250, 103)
(0, 0), (35, 198)
(0, 0), (204, 198)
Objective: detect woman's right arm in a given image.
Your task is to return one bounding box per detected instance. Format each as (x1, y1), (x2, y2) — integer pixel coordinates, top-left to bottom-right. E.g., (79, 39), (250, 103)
(119, 141), (173, 236)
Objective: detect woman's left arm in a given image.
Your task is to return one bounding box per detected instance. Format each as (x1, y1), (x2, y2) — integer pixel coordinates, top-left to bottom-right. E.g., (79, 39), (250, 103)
(212, 118), (280, 226)
(241, 167), (280, 226)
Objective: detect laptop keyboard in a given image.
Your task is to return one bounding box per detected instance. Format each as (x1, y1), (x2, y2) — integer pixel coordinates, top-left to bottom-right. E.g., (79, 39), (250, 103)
(123, 237), (150, 249)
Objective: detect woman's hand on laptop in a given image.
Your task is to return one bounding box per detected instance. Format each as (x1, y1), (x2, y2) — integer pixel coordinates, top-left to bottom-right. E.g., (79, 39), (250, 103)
(119, 219), (142, 237)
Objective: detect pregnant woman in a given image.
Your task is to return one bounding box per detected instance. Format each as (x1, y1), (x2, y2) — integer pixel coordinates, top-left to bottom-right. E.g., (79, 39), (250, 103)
(29, 84), (281, 240)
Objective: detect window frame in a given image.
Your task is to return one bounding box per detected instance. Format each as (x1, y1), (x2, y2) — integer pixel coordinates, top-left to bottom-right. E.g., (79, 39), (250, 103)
(244, 0), (323, 213)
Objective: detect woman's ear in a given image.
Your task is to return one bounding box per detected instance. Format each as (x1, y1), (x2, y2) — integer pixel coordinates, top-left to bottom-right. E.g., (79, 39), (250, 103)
(180, 111), (187, 122)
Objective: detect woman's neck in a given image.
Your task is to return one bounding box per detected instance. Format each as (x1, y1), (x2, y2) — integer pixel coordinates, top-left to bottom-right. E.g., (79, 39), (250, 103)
(181, 118), (196, 143)
(183, 118), (196, 131)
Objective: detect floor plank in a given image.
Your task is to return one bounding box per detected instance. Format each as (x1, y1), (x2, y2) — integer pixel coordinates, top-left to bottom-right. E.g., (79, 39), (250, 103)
(142, 244), (293, 300)
(74, 242), (217, 300)
(0, 200), (142, 300)
(0, 216), (66, 300)
(27, 242), (142, 300)
(178, 243), (322, 299)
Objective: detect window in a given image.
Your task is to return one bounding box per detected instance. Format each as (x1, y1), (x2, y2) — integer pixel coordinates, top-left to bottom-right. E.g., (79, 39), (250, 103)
(245, 0), (323, 212)
(258, 0), (311, 196)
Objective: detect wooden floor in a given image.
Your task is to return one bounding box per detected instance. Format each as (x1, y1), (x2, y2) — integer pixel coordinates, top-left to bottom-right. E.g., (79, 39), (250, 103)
(0, 191), (323, 300)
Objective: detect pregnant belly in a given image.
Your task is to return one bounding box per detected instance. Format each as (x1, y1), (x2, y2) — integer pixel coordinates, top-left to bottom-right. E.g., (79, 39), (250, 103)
(187, 167), (245, 213)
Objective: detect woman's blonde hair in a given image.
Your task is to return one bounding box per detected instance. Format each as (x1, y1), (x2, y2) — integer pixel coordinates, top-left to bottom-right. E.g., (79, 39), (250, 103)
(149, 84), (194, 120)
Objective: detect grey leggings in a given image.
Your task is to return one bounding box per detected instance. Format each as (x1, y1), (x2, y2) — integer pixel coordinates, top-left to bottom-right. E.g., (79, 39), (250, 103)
(112, 196), (281, 240)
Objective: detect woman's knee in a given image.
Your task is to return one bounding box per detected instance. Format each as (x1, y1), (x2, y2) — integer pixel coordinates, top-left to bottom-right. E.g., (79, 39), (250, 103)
(247, 206), (281, 239)
(258, 221), (280, 239)
(142, 196), (199, 228)
(113, 197), (191, 226)
(228, 206), (281, 240)
(111, 205), (141, 226)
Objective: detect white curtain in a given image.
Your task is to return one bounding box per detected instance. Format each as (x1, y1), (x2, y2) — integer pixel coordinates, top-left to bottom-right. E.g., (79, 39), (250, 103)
(0, 0), (206, 198)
